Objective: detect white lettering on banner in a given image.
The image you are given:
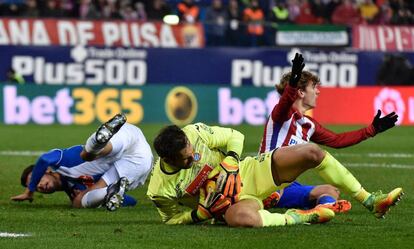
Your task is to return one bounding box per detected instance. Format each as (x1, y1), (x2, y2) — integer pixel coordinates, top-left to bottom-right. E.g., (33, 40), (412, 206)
(57, 21), (94, 45)
(0, 19), (180, 47)
(102, 22), (177, 47)
(4, 86), (73, 124)
(409, 97), (414, 122)
(0, 20), (50, 45)
(11, 47), (148, 85)
(231, 59), (290, 87)
(356, 25), (414, 51)
(231, 50), (358, 87)
(231, 60), (357, 87)
(218, 88), (279, 125)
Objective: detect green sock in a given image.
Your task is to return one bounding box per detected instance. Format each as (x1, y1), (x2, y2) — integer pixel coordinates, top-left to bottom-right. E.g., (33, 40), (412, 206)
(316, 151), (364, 201)
(258, 210), (287, 227)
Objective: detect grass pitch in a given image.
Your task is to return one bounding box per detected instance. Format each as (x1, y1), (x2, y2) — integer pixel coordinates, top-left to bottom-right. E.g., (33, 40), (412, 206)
(0, 124), (413, 249)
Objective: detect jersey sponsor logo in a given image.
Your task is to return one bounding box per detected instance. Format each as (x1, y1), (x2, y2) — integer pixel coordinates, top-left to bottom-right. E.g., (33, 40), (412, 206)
(288, 135), (306, 146)
(185, 164), (213, 196)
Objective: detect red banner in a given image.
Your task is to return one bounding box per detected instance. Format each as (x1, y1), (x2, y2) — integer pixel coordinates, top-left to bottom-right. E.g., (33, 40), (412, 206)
(313, 87), (414, 125)
(353, 25), (414, 51)
(0, 18), (204, 48)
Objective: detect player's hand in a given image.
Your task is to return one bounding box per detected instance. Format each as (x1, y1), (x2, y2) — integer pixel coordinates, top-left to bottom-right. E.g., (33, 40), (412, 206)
(216, 156), (242, 202)
(289, 53), (305, 88)
(10, 189), (34, 202)
(372, 109), (398, 133)
(192, 187), (232, 222)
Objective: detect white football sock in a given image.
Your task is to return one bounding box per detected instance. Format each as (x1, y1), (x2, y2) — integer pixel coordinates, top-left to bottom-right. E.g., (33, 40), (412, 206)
(81, 188), (107, 208)
(84, 133), (106, 154)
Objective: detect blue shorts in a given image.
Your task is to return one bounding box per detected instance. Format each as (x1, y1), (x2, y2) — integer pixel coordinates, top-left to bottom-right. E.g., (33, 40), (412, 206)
(276, 181), (315, 209)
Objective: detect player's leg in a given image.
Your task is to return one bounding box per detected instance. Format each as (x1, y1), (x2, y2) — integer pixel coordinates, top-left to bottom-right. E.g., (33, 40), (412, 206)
(72, 178), (136, 209)
(72, 178), (107, 208)
(271, 143), (403, 218)
(104, 157), (153, 211)
(225, 198), (334, 227)
(311, 185), (352, 213)
(315, 150), (403, 218)
(264, 182), (351, 213)
(82, 113), (127, 161)
(73, 166), (136, 209)
(265, 182), (317, 209)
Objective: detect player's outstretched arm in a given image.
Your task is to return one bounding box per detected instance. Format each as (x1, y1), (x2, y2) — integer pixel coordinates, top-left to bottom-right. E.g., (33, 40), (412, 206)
(10, 189), (34, 202)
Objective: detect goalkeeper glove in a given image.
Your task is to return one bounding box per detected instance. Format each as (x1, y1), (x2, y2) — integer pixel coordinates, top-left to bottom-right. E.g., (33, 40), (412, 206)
(215, 152), (242, 202)
(191, 186), (231, 223)
(289, 53), (305, 88)
(372, 109), (398, 133)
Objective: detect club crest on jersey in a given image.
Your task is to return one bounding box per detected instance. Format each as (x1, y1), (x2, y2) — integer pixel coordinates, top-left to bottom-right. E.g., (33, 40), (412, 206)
(193, 152), (201, 162)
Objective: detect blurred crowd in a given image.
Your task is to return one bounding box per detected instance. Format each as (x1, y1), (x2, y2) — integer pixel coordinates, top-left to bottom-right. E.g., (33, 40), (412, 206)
(1, 0), (414, 46)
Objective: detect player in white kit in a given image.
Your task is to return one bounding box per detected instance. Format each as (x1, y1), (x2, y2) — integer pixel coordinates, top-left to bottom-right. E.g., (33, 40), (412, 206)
(11, 114), (153, 211)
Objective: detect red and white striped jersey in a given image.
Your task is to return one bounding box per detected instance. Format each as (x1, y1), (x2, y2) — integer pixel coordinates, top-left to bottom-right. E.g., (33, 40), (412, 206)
(259, 85), (376, 153)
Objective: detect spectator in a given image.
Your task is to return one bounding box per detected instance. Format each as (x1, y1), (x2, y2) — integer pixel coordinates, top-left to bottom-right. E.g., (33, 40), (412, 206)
(98, 0), (122, 19)
(146, 0), (171, 21)
(390, 1), (414, 24)
(61, 0), (75, 17)
(311, 0), (330, 23)
(21, 0), (39, 17)
(243, 0), (265, 46)
(270, 2), (290, 24)
(42, 0), (65, 17)
(1, 0), (25, 16)
(374, 1), (393, 24)
(79, 0), (100, 19)
(331, 0), (363, 25)
(226, 0), (243, 46)
(360, 0), (379, 23)
(295, 0), (321, 24)
(287, 0), (300, 22)
(120, 3), (139, 20)
(205, 0), (228, 46)
(6, 68), (25, 84)
(324, 0), (342, 22)
(177, 0), (199, 23)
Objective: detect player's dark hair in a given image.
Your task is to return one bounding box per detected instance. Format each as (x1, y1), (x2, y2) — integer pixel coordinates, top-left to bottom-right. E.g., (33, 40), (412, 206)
(276, 71), (320, 95)
(154, 125), (188, 160)
(21, 164), (34, 187)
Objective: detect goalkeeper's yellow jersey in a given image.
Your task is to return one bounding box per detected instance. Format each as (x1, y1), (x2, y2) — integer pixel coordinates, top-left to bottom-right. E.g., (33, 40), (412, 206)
(147, 123), (244, 224)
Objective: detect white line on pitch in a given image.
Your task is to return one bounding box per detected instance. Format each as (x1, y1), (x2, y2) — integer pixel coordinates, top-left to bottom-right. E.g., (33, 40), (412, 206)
(0, 151), (44, 156)
(0, 232), (31, 238)
(244, 151), (414, 158)
(334, 152), (414, 158)
(345, 163), (414, 169)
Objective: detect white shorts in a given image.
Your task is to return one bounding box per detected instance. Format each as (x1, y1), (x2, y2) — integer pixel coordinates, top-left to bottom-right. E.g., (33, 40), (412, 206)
(101, 157), (153, 191)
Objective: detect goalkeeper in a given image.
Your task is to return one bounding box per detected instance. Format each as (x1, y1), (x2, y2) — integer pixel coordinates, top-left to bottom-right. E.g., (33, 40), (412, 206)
(147, 123), (403, 227)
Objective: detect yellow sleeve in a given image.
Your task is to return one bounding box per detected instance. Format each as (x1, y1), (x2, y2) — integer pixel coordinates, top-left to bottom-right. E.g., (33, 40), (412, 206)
(188, 123), (244, 156)
(149, 195), (194, 225)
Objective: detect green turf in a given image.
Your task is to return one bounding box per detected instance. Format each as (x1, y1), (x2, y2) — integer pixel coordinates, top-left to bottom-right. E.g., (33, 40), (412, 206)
(1, 124), (413, 248)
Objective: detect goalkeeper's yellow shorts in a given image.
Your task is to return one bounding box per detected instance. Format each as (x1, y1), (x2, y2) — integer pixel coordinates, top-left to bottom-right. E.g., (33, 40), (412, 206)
(239, 150), (291, 209)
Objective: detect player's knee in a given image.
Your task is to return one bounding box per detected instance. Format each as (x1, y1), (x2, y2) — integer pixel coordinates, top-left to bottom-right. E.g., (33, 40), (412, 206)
(80, 150), (96, 161)
(310, 185), (340, 200)
(224, 205), (260, 227)
(303, 144), (325, 166)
